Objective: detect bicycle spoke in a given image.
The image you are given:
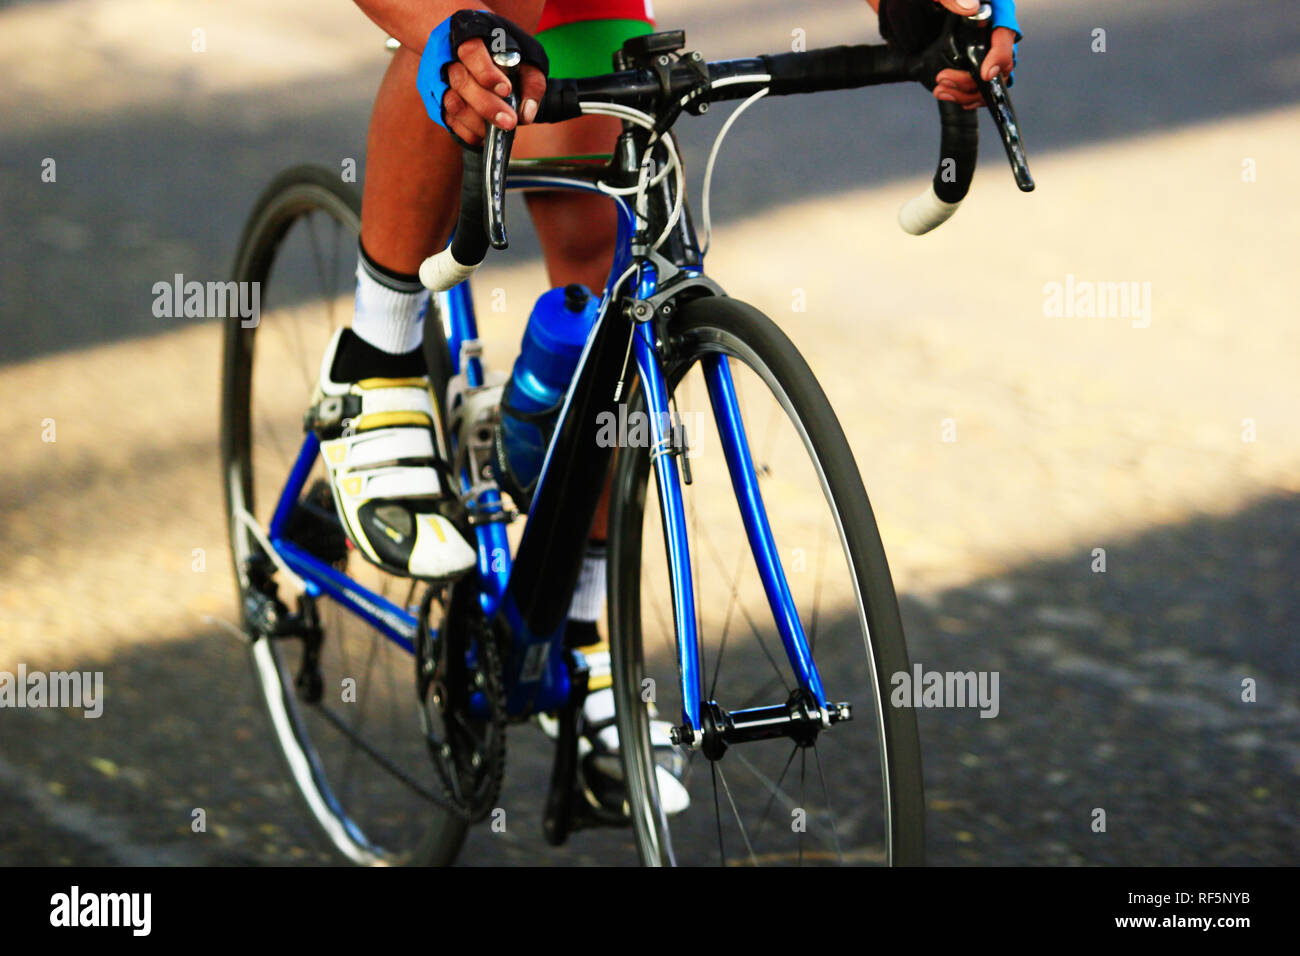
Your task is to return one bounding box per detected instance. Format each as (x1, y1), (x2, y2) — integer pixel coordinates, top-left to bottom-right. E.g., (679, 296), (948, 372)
(252, 395), (294, 470)
(648, 568), (676, 663)
(711, 762), (725, 866)
(311, 704), (439, 803)
(326, 218), (342, 329)
(698, 519), (792, 698)
(340, 618), (383, 801)
(744, 742), (799, 845)
(715, 764), (758, 867)
(737, 672), (786, 713)
(812, 743), (844, 865)
(757, 387), (780, 470)
(799, 747), (806, 866)
(810, 522), (828, 655)
(277, 294), (316, 395)
(707, 547), (746, 701)
(733, 744), (839, 860)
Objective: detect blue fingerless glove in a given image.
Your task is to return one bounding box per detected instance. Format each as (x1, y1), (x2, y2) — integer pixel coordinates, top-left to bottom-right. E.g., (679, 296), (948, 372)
(416, 9), (550, 137)
(416, 15), (457, 130)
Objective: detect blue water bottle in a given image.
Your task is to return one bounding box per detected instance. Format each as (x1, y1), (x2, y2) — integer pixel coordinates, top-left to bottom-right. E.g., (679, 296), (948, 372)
(495, 284), (599, 507)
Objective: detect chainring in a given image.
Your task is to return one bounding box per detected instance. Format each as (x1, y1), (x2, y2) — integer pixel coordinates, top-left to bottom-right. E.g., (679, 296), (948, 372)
(416, 580), (507, 822)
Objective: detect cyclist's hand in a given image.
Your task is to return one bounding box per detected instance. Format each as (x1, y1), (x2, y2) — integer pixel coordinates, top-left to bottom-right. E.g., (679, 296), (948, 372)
(416, 10), (550, 147)
(443, 38), (547, 145)
(874, 0), (1020, 111)
(933, 23), (1016, 110)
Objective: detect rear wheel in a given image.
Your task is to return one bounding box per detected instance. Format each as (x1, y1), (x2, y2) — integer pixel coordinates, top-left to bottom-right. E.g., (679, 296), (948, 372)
(608, 296), (925, 866)
(221, 165), (467, 865)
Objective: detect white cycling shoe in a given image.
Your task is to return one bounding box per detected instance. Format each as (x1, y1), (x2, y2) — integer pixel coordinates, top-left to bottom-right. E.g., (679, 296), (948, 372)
(577, 684), (692, 817)
(308, 327), (476, 581)
(538, 641), (691, 817)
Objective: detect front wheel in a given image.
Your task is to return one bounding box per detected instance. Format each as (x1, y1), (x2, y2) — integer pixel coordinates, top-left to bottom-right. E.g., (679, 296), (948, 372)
(608, 296), (925, 866)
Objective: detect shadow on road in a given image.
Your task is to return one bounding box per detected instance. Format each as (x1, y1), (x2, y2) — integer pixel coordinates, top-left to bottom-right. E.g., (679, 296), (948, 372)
(2, 488), (1295, 865)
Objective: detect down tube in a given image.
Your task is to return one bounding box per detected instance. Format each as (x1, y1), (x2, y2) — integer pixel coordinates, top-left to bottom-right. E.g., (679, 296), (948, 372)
(632, 328), (702, 734)
(702, 354), (829, 707)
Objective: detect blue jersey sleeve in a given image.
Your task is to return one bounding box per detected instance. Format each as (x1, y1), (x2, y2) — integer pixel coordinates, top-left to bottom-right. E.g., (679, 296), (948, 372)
(989, 0), (1022, 42)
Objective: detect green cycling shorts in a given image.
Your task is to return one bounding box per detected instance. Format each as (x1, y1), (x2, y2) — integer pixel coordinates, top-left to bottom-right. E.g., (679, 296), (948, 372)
(537, 18), (654, 79)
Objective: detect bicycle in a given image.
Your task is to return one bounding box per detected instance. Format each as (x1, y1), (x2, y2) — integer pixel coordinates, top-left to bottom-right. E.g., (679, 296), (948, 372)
(221, 5), (1033, 866)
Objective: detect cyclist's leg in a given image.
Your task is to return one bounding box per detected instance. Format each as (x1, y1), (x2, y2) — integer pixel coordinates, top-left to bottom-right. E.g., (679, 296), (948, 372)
(513, 9), (688, 815)
(515, 114), (621, 552)
(514, 9), (655, 546)
(302, 44), (477, 581)
(515, 116), (621, 294)
(315, 0), (535, 580)
(514, 7), (655, 295)
(359, 47), (462, 276)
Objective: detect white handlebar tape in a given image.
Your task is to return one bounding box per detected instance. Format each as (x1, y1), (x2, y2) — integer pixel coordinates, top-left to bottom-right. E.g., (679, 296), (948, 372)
(419, 248), (480, 293)
(898, 184), (962, 236)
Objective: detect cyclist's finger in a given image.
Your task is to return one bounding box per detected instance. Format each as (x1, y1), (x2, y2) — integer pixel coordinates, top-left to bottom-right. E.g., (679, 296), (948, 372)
(518, 65), (547, 125)
(937, 88), (982, 108)
(448, 61), (518, 130)
(448, 111), (486, 147)
(443, 88), (488, 143)
(457, 38), (512, 98)
(933, 84), (982, 108)
(935, 69), (976, 92)
(933, 0), (980, 15)
(932, 71), (980, 107)
(980, 26), (1017, 82)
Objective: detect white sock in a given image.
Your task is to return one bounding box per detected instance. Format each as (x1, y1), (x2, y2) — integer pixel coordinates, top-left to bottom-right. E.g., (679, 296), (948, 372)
(567, 545), (607, 623)
(352, 248), (428, 354)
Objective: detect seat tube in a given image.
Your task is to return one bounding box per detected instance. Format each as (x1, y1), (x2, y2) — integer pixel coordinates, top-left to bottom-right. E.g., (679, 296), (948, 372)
(632, 325), (703, 735)
(702, 354), (828, 706)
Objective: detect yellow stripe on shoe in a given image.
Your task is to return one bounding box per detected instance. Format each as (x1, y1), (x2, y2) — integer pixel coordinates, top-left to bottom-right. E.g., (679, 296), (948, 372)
(311, 326), (474, 581)
(355, 376), (431, 389)
(352, 411), (433, 431)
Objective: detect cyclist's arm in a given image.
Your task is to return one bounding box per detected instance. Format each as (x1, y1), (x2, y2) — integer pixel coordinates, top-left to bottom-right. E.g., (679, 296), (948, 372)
(352, 1), (548, 140)
(866, 0), (1018, 109)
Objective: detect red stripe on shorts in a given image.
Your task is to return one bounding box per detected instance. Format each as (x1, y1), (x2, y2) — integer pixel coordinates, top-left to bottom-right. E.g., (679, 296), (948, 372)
(538, 0), (655, 33)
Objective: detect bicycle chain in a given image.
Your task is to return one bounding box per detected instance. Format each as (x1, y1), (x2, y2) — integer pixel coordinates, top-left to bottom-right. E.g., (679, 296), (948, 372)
(417, 583), (507, 823)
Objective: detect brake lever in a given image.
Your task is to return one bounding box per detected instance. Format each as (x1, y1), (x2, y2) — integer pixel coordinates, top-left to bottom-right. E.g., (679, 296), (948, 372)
(976, 73), (1033, 191)
(939, 4), (1035, 193)
(484, 49), (522, 249)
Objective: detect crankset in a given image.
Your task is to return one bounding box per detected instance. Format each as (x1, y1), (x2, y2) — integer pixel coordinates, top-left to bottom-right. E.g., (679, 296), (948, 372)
(416, 581), (507, 822)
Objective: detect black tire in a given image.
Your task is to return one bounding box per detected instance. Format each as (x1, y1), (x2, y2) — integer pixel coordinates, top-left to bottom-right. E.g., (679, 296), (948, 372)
(608, 296), (925, 866)
(221, 164), (467, 865)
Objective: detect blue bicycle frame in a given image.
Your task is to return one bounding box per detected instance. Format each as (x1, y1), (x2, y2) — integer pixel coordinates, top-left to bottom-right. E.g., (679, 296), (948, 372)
(261, 164), (829, 738)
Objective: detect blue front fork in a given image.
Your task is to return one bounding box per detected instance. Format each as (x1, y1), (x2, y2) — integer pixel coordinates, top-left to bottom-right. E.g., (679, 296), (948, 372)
(631, 304), (829, 738)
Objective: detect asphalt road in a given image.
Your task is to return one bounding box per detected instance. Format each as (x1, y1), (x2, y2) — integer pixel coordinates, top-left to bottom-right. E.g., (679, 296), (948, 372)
(1, 0), (1298, 866)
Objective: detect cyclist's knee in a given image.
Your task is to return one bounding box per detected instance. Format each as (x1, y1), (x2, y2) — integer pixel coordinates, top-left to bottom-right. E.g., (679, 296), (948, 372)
(529, 192), (617, 289)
